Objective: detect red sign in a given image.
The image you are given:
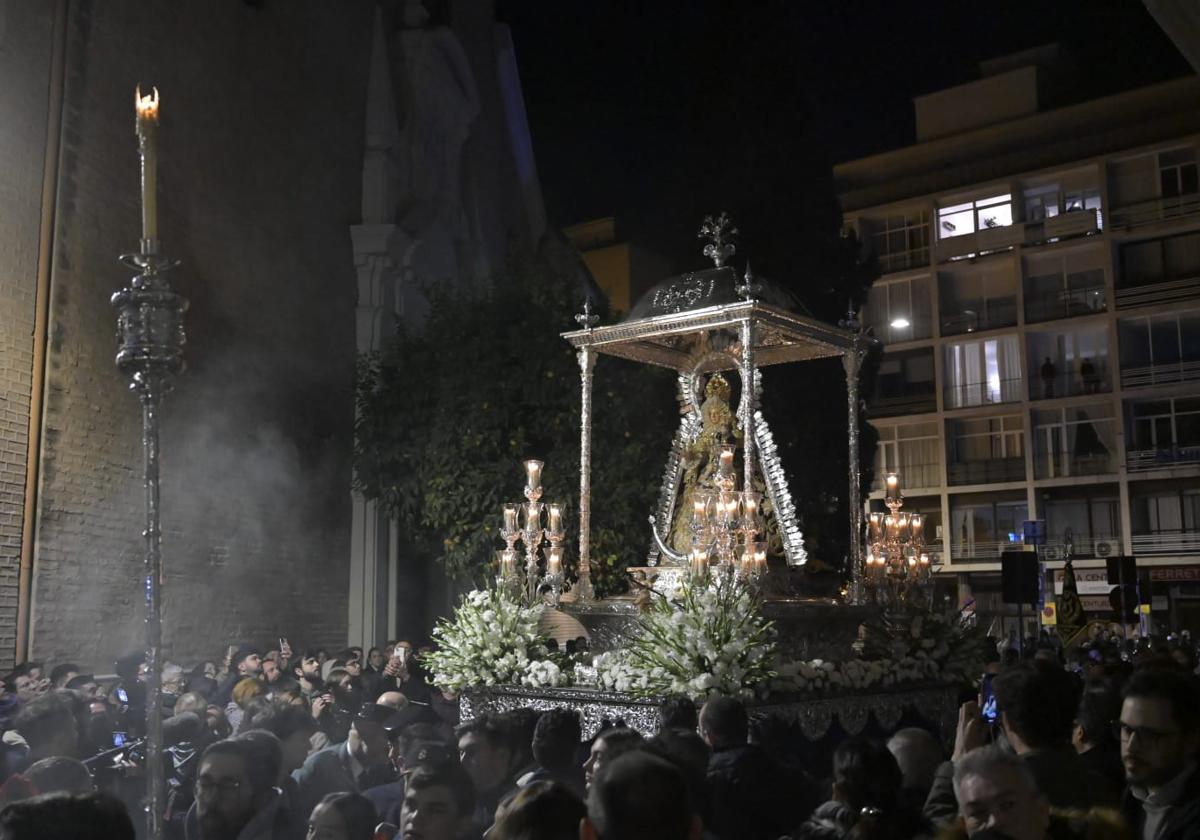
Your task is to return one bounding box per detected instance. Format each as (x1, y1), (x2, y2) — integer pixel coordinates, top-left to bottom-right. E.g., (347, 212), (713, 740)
(1149, 567), (1200, 582)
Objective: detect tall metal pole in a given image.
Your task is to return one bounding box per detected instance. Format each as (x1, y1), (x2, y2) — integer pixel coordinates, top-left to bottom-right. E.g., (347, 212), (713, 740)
(840, 308), (867, 604)
(113, 246), (186, 840)
(740, 317), (756, 495)
(574, 301), (599, 601)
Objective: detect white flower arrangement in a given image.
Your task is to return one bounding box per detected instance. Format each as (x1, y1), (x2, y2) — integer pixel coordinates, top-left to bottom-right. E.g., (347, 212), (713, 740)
(423, 587), (548, 694)
(619, 573), (777, 701)
(520, 658), (569, 688)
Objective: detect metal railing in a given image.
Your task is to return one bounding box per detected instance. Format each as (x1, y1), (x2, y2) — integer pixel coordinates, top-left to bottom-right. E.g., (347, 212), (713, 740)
(1131, 532), (1200, 556)
(1034, 453), (1117, 480)
(1030, 370), (1111, 401)
(871, 462), (941, 491)
(1040, 535), (1122, 559)
(940, 302), (1018, 336)
(1126, 445), (1200, 472)
(1111, 194), (1200, 229)
(1121, 360), (1200, 389)
(878, 248), (930, 274)
(946, 456), (1026, 486)
(1115, 276), (1200, 310)
(950, 539), (1015, 561)
(869, 392), (937, 417)
(1024, 285), (1106, 324)
(943, 377), (1024, 409)
(1043, 209), (1101, 239)
(937, 224), (1026, 261)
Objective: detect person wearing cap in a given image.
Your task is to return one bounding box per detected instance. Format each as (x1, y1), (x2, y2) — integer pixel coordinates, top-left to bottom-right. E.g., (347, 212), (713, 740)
(362, 705), (448, 826)
(292, 701), (397, 819)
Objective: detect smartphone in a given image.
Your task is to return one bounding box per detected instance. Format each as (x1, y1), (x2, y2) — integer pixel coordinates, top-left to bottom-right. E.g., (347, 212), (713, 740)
(112, 731), (127, 748)
(980, 673), (998, 724)
(279, 637), (287, 651)
(116, 687), (129, 705)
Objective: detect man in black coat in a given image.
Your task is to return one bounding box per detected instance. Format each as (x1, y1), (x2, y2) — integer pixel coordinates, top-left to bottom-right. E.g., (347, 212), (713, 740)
(1119, 669), (1200, 840)
(700, 696), (800, 840)
(291, 703), (397, 820)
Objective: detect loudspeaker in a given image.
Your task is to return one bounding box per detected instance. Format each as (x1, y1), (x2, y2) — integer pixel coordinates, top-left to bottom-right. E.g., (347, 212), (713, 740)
(1001, 551), (1039, 605)
(1106, 555), (1137, 586)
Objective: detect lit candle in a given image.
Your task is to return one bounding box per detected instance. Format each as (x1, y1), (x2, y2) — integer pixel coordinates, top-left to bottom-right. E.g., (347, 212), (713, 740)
(134, 86), (160, 243)
(911, 514), (924, 543)
(546, 545), (562, 575)
(740, 547), (754, 576)
(500, 549), (516, 577)
(503, 503), (519, 533)
(741, 492), (761, 532)
(718, 446), (735, 472)
(753, 542), (767, 574)
(524, 460), (543, 492)
(885, 515), (897, 539)
(919, 553), (930, 565)
(897, 513), (910, 541)
(868, 513), (883, 542)
(524, 501), (542, 531)
(885, 472), (899, 500)
(693, 496), (708, 521)
(690, 546), (709, 577)
(548, 503), (564, 534)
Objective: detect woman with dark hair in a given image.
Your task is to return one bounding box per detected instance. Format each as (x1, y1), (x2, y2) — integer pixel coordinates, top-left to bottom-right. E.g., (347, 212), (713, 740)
(307, 791), (377, 840)
(790, 737), (932, 840)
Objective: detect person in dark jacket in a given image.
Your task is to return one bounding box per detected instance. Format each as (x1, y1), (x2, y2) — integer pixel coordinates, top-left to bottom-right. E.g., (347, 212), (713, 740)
(1118, 668), (1200, 840)
(699, 695), (802, 840)
(1074, 678), (1126, 788)
(291, 703), (396, 822)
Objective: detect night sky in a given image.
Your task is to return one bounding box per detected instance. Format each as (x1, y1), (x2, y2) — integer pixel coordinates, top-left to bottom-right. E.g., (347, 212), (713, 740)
(499, 0), (1188, 274)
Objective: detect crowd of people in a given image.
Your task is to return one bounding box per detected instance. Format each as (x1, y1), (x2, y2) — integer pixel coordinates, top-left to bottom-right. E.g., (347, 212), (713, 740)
(0, 630), (1196, 840)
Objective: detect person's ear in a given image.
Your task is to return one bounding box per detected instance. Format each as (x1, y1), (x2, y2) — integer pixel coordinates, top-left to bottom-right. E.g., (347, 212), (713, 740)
(579, 817), (598, 840)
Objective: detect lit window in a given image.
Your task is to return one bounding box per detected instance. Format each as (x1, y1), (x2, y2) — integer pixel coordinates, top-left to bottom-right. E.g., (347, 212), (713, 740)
(937, 194), (1013, 239)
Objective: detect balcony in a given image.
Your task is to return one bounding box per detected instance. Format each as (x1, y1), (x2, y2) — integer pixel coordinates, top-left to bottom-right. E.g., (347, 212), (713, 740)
(869, 392), (937, 418)
(1040, 534), (1121, 560)
(878, 249), (930, 274)
(1127, 445), (1200, 473)
(1121, 360), (1200, 389)
(1111, 194), (1200, 229)
(946, 456), (1025, 486)
(1030, 370), (1111, 401)
(940, 301), (1018, 336)
(943, 377), (1023, 410)
(949, 539), (1014, 562)
(1044, 208), (1101, 240)
(1131, 531), (1200, 556)
(1024, 285), (1106, 324)
(938, 224), (1026, 260)
(1115, 276), (1200, 310)
(1034, 452), (1117, 480)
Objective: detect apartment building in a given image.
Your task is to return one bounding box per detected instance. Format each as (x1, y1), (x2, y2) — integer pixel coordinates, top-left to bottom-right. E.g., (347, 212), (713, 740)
(835, 52), (1200, 631)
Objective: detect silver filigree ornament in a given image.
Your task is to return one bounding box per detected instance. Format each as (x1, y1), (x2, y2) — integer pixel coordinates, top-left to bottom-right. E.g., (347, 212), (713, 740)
(699, 211), (738, 268)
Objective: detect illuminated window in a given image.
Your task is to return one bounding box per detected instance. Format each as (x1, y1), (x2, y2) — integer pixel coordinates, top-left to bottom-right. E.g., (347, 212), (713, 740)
(938, 194), (1013, 239)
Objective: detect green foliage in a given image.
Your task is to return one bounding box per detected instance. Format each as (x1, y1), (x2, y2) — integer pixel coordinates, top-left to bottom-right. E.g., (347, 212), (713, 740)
(353, 252), (674, 593)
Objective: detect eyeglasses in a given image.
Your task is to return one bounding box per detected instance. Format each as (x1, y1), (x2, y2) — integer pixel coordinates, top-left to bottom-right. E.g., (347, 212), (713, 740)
(195, 777), (243, 797)
(1114, 721), (1180, 744)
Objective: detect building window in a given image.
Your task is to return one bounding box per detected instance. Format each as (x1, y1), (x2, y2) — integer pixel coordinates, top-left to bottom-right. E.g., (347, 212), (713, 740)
(939, 267), (1017, 335)
(943, 335), (1022, 409)
(873, 421), (940, 490)
(1027, 326), (1111, 400)
(1118, 309), (1200, 387)
(871, 348), (937, 417)
(1024, 185), (1060, 223)
(949, 495), (1028, 559)
(1119, 231), (1200, 287)
(1024, 251), (1105, 324)
(867, 211), (930, 272)
(1033, 404), (1116, 479)
(947, 415), (1025, 485)
(1160, 147), (1199, 199)
(1126, 397), (1200, 472)
(866, 276), (932, 343)
(938, 193), (1013, 239)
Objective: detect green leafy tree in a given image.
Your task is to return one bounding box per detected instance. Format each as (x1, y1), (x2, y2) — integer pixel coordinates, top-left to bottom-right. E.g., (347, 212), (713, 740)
(353, 252), (675, 596)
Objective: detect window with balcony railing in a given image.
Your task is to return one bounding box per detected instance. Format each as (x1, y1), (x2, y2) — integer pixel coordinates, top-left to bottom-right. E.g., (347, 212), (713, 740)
(939, 267), (1017, 335)
(1118, 310), (1200, 388)
(1118, 231), (1200, 310)
(1027, 326), (1111, 400)
(946, 414), (1025, 486)
(938, 194), (1013, 239)
(866, 210), (931, 273)
(1042, 493), (1121, 558)
(1110, 148), (1200, 229)
(1131, 486), (1200, 556)
(1033, 405), (1117, 479)
(943, 335), (1022, 409)
(1024, 265), (1106, 324)
(1126, 396), (1200, 472)
(870, 348), (937, 417)
(949, 496), (1027, 560)
(865, 276), (932, 344)
(873, 421), (941, 491)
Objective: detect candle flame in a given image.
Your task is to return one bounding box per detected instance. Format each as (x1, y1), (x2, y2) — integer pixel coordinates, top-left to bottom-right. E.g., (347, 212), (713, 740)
(135, 85), (160, 120)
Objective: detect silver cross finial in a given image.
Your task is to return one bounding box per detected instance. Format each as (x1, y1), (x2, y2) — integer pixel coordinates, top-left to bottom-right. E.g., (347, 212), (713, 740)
(736, 260), (762, 302)
(575, 297), (599, 329)
(699, 212), (738, 268)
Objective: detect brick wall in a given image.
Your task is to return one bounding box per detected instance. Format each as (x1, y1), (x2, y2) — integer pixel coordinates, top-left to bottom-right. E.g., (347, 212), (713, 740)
(19, 0), (372, 671)
(0, 2), (55, 672)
